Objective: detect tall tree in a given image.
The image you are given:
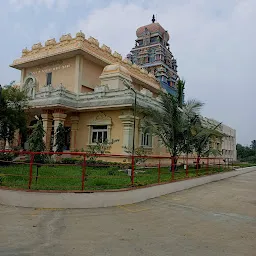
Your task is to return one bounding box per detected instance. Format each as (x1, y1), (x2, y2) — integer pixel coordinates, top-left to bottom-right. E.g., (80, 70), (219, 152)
(28, 119), (45, 163)
(141, 91), (203, 172)
(54, 123), (66, 153)
(190, 120), (223, 168)
(0, 85), (28, 149)
(177, 79), (185, 108)
(250, 140), (256, 151)
(237, 143), (256, 162)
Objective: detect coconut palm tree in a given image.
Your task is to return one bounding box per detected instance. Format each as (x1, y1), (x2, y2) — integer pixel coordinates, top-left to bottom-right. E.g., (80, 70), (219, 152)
(191, 120), (223, 168)
(141, 89), (203, 173)
(177, 79), (185, 108)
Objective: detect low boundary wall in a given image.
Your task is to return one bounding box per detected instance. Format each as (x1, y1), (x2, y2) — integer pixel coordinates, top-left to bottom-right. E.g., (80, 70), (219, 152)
(0, 167), (255, 209)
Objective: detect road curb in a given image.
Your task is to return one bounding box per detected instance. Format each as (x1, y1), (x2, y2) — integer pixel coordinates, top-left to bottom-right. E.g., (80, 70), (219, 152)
(0, 167), (255, 208)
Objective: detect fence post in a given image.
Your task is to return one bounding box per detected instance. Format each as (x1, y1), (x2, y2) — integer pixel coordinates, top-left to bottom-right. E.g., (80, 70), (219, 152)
(28, 153), (34, 189)
(171, 156), (175, 181)
(158, 159), (161, 183)
(196, 157), (199, 176)
(131, 155), (135, 186)
(81, 154), (86, 191)
(206, 157), (209, 174)
(186, 156), (189, 178)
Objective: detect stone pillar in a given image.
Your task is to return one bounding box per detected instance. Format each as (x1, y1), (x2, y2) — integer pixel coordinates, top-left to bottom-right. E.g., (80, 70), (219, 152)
(5, 140), (11, 150)
(70, 114), (79, 151)
(119, 112), (135, 153)
(41, 111), (53, 151)
(74, 55), (83, 93)
(21, 68), (25, 88)
(52, 110), (67, 151)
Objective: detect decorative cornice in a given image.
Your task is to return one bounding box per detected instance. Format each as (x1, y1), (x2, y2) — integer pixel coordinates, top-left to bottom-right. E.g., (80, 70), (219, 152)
(12, 32), (160, 90)
(88, 112), (112, 126)
(45, 38), (57, 47)
(32, 42), (43, 51)
(29, 87), (162, 112)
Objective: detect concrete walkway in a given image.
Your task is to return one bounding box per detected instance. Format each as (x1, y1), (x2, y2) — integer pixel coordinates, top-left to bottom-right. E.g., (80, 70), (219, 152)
(0, 171), (255, 256)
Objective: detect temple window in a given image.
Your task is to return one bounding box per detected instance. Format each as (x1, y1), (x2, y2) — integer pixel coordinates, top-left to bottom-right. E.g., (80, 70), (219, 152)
(150, 36), (158, 43)
(91, 125), (108, 143)
(138, 40), (143, 46)
(46, 72), (52, 85)
(149, 55), (154, 62)
(162, 76), (167, 83)
(140, 128), (152, 148)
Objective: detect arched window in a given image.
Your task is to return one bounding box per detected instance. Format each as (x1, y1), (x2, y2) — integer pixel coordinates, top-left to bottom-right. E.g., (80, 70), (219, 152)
(140, 127), (152, 147)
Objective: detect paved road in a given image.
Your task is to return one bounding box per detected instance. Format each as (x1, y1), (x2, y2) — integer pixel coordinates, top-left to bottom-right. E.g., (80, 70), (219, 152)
(0, 171), (255, 256)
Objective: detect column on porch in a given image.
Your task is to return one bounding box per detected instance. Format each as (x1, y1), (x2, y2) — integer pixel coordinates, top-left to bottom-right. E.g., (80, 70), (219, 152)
(41, 110), (53, 151)
(119, 112), (135, 153)
(70, 114), (80, 151)
(52, 110), (67, 151)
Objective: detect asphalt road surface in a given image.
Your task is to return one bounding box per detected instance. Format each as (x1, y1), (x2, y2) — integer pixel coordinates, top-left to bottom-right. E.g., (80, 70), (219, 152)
(0, 171), (255, 256)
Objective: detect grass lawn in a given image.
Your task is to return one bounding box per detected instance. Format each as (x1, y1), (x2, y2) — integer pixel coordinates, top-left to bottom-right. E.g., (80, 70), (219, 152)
(233, 162), (256, 168)
(0, 162), (233, 191)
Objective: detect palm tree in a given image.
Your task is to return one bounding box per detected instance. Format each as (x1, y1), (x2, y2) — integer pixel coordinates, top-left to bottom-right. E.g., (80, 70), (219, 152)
(177, 79), (185, 108)
(141, 90), (203, 173)
(191, 120), (223, 168)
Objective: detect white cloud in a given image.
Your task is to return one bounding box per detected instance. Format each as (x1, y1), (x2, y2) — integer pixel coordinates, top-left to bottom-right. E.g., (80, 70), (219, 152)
(72, 0), (256, 144)
(39, 22), (58, 42)
(9, 0), (69, 10)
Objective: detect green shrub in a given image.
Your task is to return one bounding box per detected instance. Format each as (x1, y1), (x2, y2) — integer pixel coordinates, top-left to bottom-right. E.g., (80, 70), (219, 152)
(108, 170), (117, 176)
(240, 155), (256, 163)
(61, 158), (80, 165)
(0, 152), (15, 165)
(0, 173), (5, 185)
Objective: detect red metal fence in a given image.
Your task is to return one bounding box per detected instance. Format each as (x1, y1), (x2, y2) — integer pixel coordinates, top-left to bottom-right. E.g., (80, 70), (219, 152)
(0, 150), (234, 192)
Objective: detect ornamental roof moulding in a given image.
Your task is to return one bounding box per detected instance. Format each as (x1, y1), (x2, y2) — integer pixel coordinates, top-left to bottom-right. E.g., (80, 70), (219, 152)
(11, 31), (160, 90)
(45, 38), (57, 47)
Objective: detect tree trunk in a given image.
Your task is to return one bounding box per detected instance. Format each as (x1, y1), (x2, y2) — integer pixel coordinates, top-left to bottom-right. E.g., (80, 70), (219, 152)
(2, 139), (6, 150)
(171, 156), (178, 180)
(196, 155), (201, 169)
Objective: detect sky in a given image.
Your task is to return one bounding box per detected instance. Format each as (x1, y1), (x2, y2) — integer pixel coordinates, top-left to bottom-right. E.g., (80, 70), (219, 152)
(0, 0), (255, 145)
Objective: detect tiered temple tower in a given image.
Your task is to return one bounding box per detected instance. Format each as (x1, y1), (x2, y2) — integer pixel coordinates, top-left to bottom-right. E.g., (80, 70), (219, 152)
(127, 15), (179, 95)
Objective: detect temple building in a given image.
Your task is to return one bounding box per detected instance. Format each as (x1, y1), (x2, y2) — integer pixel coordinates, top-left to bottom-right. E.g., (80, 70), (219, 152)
(9, 16), (237, 160)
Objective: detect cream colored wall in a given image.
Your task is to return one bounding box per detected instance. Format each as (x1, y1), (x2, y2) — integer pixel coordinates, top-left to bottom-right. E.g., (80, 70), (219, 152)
(75, 110), (124, 154)
(221, 124), (237, 160)
(24, 57), (76, 92)
(81, 58), (103, 89)
(133, 82), (141, 91)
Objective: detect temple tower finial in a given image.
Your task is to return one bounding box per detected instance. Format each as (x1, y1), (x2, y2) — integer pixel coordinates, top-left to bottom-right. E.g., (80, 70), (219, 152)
(152, 14), (155, 23)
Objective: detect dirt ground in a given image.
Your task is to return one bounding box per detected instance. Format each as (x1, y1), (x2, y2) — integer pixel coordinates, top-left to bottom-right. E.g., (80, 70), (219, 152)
(0, 171), (255, 256)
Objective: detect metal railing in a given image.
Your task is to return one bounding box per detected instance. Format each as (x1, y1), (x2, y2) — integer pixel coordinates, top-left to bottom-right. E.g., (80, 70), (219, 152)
(0, 150), (233, 192)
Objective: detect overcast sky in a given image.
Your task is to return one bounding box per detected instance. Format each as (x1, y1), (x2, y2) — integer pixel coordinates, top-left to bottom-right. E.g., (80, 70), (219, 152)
(0, 0), (255, 145)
